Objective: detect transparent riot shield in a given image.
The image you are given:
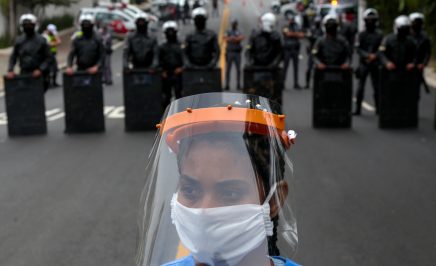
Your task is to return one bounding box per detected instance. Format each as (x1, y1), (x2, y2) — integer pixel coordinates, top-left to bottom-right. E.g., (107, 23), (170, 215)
(123, 70), (163, 131)
(243, 67), (284, 106)
(3, 75), (47, 136)
(313, 67), (352, 128)
(63, 72), (105, 133)
(182, 67), (222, 97)
(135, 93), (299, 266)
(379, 68), (420, 128)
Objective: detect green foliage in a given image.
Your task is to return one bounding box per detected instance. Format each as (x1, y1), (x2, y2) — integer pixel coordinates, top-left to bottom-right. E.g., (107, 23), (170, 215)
(0, 0), (9, 15)
(0, 34), (13, 49)
(367, 0), (436, 59)
(18, 0), (78, 13)
(39, 13), (74, 33)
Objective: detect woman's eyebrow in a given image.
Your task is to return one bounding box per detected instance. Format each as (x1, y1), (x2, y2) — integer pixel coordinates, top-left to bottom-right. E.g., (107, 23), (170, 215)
(180, 174), (200, 184)
(215, 179), (249, 188)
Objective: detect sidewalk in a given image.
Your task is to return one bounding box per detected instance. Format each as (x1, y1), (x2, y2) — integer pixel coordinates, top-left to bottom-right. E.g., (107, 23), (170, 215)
(0, 27), (76, 91)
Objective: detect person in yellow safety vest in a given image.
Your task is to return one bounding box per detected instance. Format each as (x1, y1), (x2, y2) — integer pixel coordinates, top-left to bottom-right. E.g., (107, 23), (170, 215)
(43, 24), (61, 87)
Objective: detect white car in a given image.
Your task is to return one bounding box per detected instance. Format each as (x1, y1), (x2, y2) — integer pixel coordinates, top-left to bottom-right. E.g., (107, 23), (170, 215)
(77, 7), (158, 38)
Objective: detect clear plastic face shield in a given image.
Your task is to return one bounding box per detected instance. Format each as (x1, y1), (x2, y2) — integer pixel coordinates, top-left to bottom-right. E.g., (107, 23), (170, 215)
(136, 93), (298, 266)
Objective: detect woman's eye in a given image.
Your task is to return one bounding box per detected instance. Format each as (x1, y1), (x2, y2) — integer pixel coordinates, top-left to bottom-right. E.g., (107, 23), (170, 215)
(180, 185), (201, 201)
(219, 189), (243, 203)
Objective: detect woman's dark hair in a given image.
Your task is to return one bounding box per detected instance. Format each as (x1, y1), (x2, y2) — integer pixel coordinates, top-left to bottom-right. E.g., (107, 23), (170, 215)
(176, 131), (286, 256)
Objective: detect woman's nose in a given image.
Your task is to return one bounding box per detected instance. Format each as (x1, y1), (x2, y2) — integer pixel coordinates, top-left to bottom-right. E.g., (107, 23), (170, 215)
(198, 194), (217, 209)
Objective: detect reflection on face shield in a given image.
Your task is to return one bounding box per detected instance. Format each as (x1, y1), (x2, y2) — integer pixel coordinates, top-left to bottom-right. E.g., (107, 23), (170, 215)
(194, 16), (207, 30)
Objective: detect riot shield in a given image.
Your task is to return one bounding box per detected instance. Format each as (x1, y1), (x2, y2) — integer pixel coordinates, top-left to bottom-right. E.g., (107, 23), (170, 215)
(313, 67), (353, 128)
(63, 72), (105, 133)
(379, 68), (420, 128)
(243, 67), (284, 105)
(181, 67), (222, 97)
(123, 70), (163, 131)
(3, 75), (47, 136)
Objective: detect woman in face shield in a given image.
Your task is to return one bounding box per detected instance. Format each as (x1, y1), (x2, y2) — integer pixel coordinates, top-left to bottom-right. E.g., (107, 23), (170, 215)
(135, 93), (299, 266)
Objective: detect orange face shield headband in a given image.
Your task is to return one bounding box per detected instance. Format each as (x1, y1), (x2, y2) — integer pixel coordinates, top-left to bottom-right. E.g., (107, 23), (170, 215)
(157, 107), (296, 153)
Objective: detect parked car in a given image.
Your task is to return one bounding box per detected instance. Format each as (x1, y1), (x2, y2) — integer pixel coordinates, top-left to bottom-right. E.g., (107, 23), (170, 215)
(315, 0), (358, 27)
(77, 7), (157, 39)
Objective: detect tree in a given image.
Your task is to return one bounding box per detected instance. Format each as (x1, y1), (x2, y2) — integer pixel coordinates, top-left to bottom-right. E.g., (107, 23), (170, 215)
(367, 0), (436, 57)
(17, 0), (78, 18)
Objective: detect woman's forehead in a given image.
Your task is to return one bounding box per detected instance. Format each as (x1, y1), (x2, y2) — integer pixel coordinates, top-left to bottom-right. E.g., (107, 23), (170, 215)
(180, 140), (257, 183)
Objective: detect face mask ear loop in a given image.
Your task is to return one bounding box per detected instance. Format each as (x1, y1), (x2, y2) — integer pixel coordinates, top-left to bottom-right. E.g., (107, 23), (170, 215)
(264, 183), (278, 204)
(170, 193), (178, 225)
(262, 183), (277, 236)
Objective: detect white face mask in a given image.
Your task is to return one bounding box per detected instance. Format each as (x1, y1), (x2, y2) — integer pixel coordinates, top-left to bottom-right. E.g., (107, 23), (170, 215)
(170, 184), (277, 266)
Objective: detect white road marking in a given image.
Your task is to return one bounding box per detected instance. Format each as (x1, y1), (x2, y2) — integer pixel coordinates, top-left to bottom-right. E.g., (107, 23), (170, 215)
(0, 92), (4, 98)
(47, 112), (65, 121)
(352, 97), (376, 112)
(107, 106), (125, 119)
(112, 41), (125, 51)
(0, 113), (7, 125)
(46, 108), (61, 117)
(104, 106), (116, 115)
(1, 106), (129, 126)
(362, 102), (376, 112)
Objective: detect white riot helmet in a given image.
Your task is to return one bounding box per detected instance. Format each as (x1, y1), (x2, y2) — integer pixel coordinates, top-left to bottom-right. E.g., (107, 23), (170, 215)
(19, 14), (38, 32)
(363, 8), (379, 20)
(322, 12), (339, 32)
(409, 12), (424, 23)
(260, 12), (276, 33)
(192, 7), (208, 19)
(162, 20), (178, 32)
(20, 13), (37, 25)
(135, 13), (149, 23)
(79, 13), (95, 24)
(394, 15), (411, 33)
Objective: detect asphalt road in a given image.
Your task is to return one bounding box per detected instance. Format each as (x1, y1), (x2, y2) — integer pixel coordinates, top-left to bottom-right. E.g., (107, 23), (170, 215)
(1, 0), (436, 265)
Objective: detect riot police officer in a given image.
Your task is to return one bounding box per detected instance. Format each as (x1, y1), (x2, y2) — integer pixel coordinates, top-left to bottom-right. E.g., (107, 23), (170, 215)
(246, 13), (283, 67)
(379, 15), (416, 72)
(224, 19), (244, 91)
(353, 8), (384, 115)
(7, 14), (51, 91)
(123, 13), (159, 72)
(159, 21), (184, 108)
(409, 12), (432, 93)
(282, 13), (304, 89)
(66, 14), (105, 75)
(312, 14), (350, 70)
(184, 7), (219, 68)
(305, 15), (323, 89)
